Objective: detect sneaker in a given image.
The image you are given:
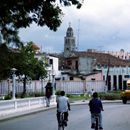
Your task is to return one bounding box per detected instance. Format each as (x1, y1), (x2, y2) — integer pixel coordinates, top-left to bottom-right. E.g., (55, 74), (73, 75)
(91, 123), (95, 129)
(99, 127), (103, 130)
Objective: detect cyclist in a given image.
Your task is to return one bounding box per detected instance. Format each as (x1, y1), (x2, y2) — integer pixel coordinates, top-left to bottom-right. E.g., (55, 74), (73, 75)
(88, 92), (104, 130)
(56, 91), (70, 127)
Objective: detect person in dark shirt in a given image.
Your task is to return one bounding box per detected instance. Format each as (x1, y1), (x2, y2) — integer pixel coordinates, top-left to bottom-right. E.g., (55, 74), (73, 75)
(88, 92), (104, 129)
(45, 82), (52, 107)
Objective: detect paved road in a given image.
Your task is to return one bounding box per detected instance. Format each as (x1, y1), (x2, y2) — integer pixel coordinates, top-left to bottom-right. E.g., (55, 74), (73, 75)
(0, 103), (130, 130)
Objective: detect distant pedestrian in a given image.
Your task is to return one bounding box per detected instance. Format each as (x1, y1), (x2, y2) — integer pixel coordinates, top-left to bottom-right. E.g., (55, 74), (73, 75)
(91, 89), (94, 95)
(45, 82), (52, 107)
(88, 89), (95, 97)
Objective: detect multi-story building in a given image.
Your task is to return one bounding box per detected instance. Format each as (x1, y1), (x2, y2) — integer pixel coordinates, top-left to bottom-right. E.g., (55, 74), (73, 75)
(35, 53), (61, 81)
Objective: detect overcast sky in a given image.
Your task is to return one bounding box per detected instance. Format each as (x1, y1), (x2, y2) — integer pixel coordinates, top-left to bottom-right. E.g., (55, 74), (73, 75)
(19, 0), (130, 53)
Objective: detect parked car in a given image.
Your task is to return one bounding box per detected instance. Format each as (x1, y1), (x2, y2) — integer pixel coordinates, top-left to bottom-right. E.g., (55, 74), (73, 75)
(121, 80), (130, 104)
(121, 90), (130, 104)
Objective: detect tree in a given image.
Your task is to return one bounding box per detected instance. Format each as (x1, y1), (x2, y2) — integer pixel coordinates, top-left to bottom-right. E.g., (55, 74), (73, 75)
(0, 42), (47, 96)
(0, 44), (11, 80)
(0, 0), (82, 45)
(16, 42), (47, 96)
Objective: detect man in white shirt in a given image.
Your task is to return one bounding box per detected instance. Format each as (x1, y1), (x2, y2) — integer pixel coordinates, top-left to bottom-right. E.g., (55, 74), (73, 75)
(56, 91), (70, 127)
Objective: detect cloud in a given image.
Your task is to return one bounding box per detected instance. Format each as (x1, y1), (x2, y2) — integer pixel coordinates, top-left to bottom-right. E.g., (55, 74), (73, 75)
(19, 0), (130, 53)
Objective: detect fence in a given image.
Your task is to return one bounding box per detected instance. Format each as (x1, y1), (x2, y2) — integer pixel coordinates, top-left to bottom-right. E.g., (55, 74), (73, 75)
(56, 80), (106, 94)
(0, 80), (106, 96)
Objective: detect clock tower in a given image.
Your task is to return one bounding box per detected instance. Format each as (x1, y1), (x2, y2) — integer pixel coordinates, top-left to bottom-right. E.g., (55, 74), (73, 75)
(64, 24), (76, 57)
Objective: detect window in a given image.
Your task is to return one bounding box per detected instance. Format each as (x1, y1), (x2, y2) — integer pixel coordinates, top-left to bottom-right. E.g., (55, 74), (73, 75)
(75, 60), (78, 70)
(66, 48), (69, 50)
(70, 77), (73, 80)
(67, 60), (72, 65)
(49, 59), (53, 65)
(124, 75), (130, 78)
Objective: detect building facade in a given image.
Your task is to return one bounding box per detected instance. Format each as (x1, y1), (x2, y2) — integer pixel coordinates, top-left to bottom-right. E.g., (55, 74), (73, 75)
(102, 66), (130, 90)
(107, 49), (130, 60)
(35, 53), (61, 81)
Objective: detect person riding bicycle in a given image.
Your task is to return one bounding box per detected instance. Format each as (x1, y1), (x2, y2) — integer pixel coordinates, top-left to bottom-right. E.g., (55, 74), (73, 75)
(88, 92), (104, 130)
(56, 91), (70, 127)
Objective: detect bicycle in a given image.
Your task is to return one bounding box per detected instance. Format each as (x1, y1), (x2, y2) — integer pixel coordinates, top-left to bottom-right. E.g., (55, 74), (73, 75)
(58, 112), (67, 130)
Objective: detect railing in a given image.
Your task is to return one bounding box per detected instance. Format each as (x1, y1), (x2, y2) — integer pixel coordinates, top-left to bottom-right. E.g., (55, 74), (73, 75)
(0, 95), (56, 116)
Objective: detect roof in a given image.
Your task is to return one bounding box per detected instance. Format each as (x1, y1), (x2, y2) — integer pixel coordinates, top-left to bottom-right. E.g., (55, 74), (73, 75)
(74, 51), (130, 67)
(32, 44), (40, 50)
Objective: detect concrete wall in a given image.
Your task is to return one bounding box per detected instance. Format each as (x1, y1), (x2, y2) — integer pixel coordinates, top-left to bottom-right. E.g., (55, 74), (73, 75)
(0, 95), (56, 116)
(79, 57), (95, 75)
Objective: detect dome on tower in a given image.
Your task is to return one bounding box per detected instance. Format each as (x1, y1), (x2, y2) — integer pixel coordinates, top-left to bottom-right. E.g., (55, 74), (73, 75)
(66, 24), (74, 37)
(67, 26), (73, 32)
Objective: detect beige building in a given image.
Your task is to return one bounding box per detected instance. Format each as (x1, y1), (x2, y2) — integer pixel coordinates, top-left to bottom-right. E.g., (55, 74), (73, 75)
(107, 49), (130, 60)
(87, 48), (130, 60)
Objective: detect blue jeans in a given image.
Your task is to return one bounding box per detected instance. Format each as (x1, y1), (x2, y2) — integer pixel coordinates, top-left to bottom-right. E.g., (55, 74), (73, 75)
(45, 97), (50, 107)
(91, 113), (103, 128)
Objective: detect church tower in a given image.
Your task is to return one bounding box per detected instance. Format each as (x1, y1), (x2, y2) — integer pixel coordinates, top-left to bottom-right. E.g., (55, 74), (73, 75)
(64, 24), (76, 57)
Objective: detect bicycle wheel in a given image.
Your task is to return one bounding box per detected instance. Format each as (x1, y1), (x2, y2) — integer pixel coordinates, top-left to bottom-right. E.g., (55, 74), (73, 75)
(58, 113), (65, 130)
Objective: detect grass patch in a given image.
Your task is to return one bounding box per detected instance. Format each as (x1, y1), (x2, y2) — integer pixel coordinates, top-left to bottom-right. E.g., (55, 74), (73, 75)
(66, 94), (91, 102)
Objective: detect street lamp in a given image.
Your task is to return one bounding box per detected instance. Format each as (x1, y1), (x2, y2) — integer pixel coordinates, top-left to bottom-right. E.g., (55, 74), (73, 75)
(11, 68), (17, 100)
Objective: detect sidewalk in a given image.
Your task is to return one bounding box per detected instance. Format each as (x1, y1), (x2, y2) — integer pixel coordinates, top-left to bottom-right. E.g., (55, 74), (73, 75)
(0, 100), (121, 121)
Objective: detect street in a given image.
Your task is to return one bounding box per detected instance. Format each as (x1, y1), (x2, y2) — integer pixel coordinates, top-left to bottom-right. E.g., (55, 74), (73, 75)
(0, 103), (130, 130)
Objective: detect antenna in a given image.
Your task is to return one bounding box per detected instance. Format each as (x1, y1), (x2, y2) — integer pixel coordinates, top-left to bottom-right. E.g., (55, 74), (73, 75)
(77, 19), (80, 51)
(40, 44), (42, 53)
(69, 22), (71, 27)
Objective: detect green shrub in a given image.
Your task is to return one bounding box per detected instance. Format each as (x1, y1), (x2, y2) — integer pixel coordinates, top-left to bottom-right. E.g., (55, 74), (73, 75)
(55, 90), (61, 96)
(34, 92), (44, 97)
(99, 92), (121, 100)
(4, 94), (12, 100)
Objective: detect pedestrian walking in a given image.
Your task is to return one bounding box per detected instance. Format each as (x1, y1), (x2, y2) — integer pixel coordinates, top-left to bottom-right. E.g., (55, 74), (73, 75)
(45, 82), (52, 107)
